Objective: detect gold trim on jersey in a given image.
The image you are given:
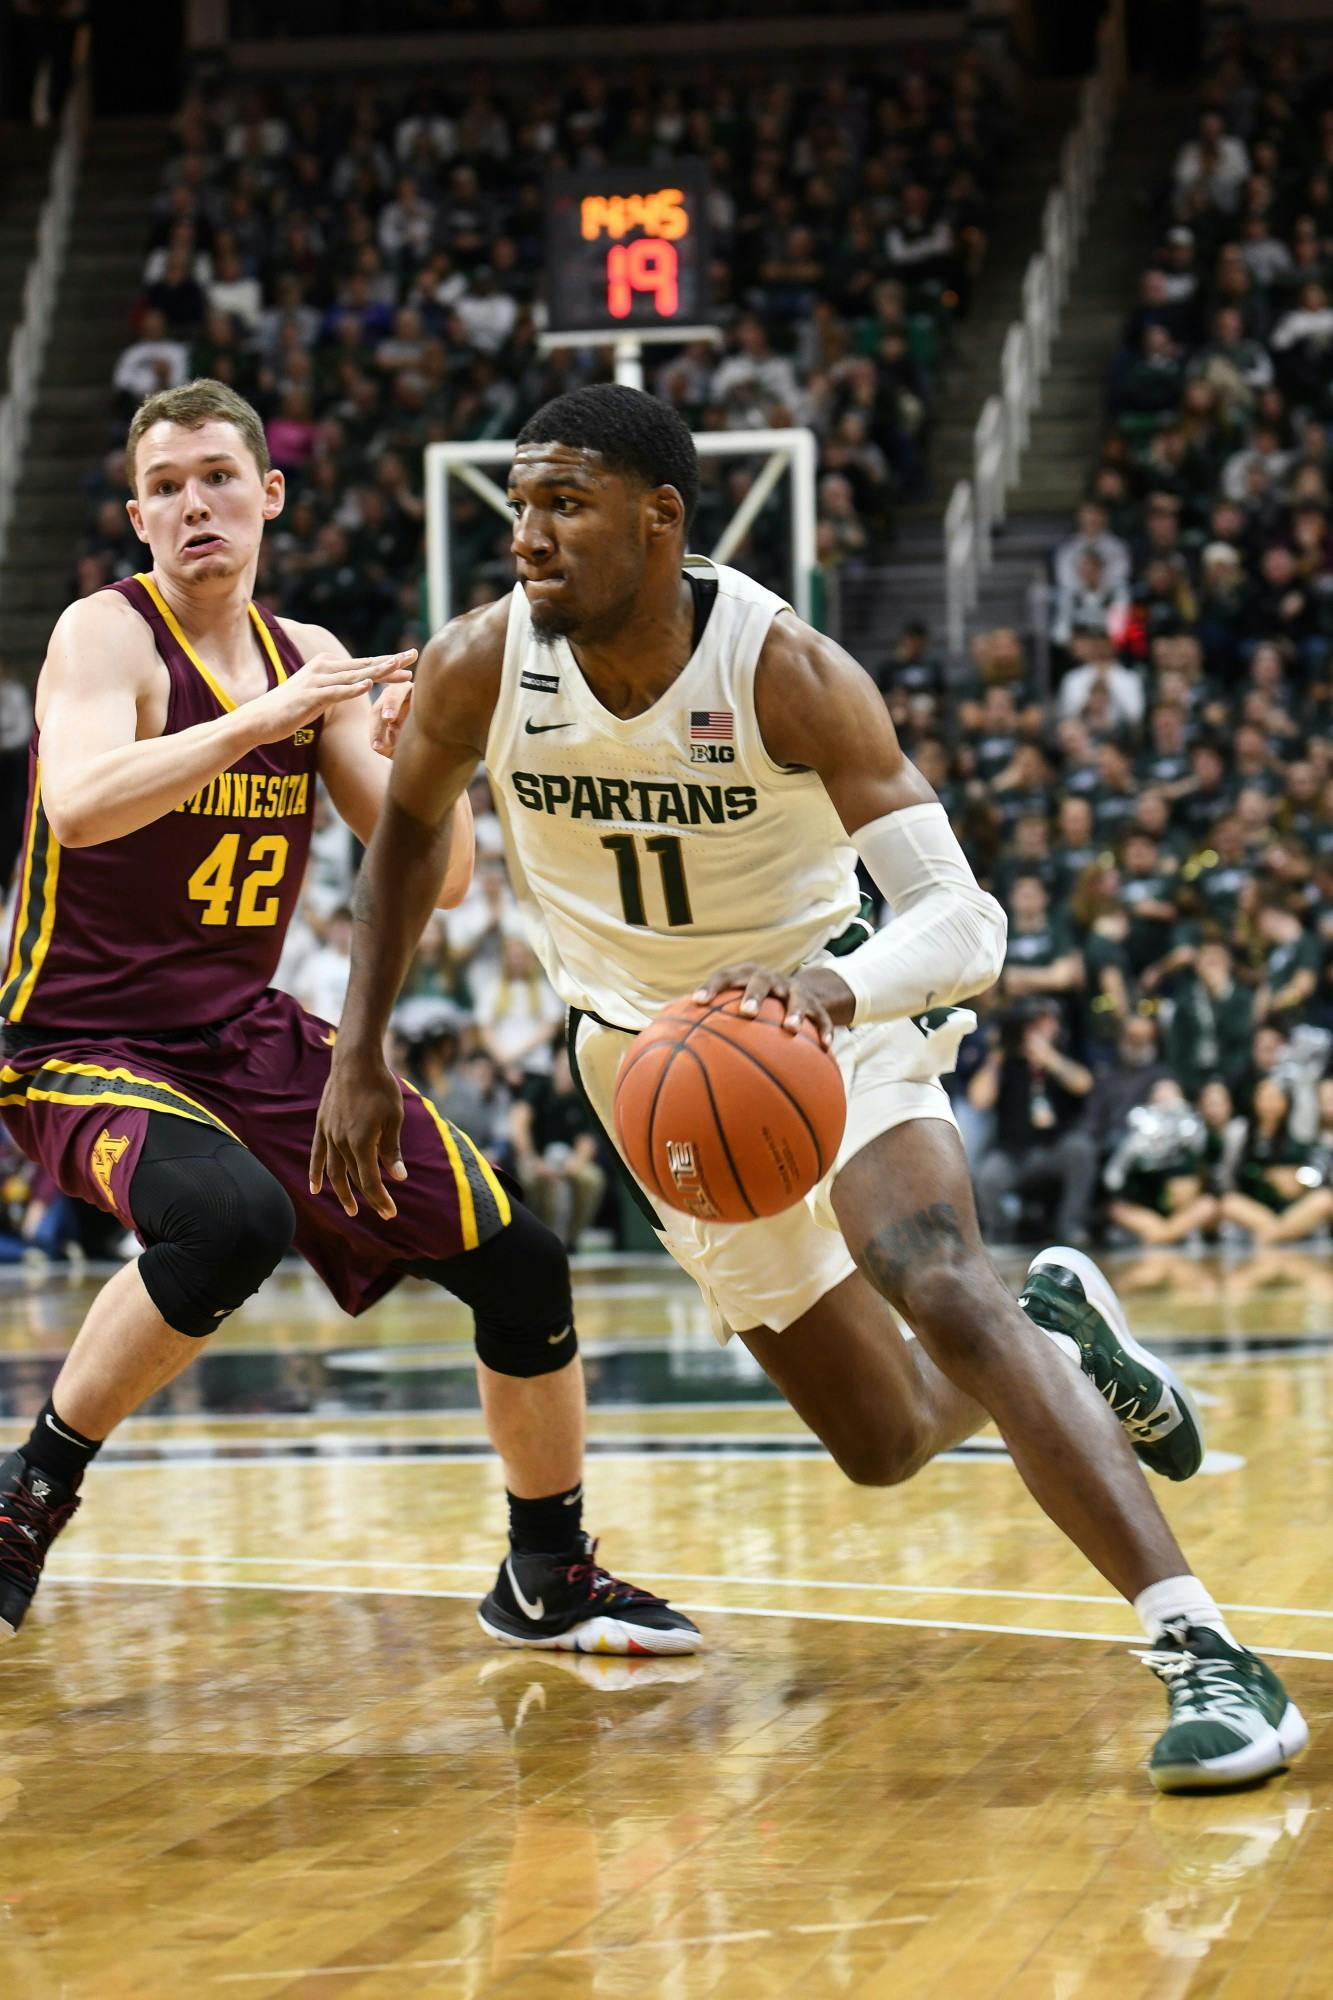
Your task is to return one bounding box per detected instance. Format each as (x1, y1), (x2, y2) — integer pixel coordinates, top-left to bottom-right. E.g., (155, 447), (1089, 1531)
(453, 1122), (512, 1231)
(247, 602), (290, 685)
(400, 1081), (511, 1249)
(0, 767), (61, 1023)
(405, 1080), (476, 1248)
(135, 573), (289, 713)
(0, 1059), (238, 1138)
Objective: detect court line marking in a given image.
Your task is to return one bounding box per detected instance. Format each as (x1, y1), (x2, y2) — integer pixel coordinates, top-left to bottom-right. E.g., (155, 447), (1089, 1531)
(103, 1400), (800, 1423)
(77, 1448), (918, 1466)
(59, 1442), (1247, 1473)
(212, 1913), (933, 1984)
(75, 1550), (1333, 1624)
(41, 1573), (1333, 1663)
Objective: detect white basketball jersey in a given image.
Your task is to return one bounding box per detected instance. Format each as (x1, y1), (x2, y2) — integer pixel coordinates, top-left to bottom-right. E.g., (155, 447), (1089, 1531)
(484, 560), (861, 1030)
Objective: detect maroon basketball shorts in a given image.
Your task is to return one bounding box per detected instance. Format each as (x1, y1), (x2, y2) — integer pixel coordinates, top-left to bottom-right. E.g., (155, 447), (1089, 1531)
(0, 988), (510, 1315)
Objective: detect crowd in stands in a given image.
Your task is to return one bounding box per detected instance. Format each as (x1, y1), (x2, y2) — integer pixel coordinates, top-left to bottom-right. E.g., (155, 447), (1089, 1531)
(3, 36), (1332, 1259)
(88, 52), (1008, 628)
(911, 27), (1333, 1251)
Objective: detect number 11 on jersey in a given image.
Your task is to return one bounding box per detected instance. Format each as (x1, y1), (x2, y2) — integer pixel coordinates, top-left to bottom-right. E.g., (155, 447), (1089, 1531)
(601, 833), (693, 927)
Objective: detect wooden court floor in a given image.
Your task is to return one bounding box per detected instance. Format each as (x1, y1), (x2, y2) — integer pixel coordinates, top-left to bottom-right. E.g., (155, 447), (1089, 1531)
(1, 1246), (1331, 1999)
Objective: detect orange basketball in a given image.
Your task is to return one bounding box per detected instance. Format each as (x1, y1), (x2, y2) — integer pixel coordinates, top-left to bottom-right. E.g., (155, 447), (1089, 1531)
(612, 993), (847, 1224)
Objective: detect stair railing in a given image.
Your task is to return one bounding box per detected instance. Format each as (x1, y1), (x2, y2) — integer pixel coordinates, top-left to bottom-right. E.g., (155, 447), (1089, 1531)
(944, 479), (978, 658)
(0, 27), (90, 563)
(944, 0), (1125, 659)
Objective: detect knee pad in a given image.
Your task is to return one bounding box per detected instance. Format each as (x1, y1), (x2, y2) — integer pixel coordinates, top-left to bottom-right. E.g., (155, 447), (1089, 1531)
(426, 1203), (577, 1378)
(129, 1123), (296, 1337)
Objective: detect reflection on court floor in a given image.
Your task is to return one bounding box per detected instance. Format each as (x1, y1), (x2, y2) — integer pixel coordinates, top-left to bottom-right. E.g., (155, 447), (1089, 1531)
(0, 1248), (1330, 1997)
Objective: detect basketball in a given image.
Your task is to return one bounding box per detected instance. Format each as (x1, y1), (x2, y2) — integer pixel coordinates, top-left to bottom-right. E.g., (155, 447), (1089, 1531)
(611, 993), (847, 1224)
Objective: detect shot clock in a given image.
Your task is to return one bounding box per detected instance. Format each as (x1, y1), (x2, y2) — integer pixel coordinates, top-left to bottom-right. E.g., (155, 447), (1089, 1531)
(544, 160), (713, 338)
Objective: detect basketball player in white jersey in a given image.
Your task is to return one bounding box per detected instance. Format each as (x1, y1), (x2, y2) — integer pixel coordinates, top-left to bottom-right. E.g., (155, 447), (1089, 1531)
(313, 386), (1304, 1792)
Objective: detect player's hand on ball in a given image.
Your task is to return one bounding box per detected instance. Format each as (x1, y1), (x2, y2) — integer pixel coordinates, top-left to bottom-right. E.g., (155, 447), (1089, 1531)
(310, 1048), (407, 1220)
(691, 964), (855, 1049)
(255, 649), (417, 744)
(370, 682), (413, 759)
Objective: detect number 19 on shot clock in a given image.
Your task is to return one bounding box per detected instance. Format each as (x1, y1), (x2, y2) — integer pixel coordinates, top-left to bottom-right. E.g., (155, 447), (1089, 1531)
(543, 160), (715, 356)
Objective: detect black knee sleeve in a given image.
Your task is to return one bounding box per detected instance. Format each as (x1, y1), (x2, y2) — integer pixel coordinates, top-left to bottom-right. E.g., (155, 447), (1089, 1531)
(418, 1201), (577, 1378)
(128, 1117), (296, 1337)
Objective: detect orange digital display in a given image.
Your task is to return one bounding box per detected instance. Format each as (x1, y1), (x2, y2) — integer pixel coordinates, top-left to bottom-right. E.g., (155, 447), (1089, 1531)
(579, 188), (690, 243)
(545, 163), (711, 335)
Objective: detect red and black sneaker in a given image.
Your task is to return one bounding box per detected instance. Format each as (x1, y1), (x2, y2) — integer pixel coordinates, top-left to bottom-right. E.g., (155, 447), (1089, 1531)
(477, 1533), (701, 1656)
(0, 1451), (81, 1638)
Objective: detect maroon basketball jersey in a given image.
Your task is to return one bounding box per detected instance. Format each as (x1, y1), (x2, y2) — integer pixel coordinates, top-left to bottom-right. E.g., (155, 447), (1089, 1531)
(1, 574), (320, 1032)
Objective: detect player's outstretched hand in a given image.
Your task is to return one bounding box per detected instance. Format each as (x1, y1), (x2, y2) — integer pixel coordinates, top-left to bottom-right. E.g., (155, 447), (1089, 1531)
(253, 649), (417, 746)
(691, 963), (855, 1050)
(371, 682), (413, 759)
(310, 1043), (407, 1220)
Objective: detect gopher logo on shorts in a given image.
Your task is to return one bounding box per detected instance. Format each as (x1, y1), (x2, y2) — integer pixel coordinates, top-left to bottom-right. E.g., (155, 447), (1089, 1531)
(90, 1128), (131, 1211)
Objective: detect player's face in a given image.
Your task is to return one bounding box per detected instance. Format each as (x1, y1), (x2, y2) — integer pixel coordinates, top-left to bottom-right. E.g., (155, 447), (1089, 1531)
(127, 420), (285, 584)
(507, 444), (654, 643)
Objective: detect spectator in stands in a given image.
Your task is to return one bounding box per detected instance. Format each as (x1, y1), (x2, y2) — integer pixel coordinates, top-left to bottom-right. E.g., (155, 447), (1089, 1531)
(1256, 901), (1322, 1027)
(1174, 111), (1251, 214)
(1111, 323), (1186, 417)
(1166, 939), (1254, 1099)
(1153, 226), (1200, 306)
(1051, 550), (1132, 658)
(1086, 1016), (1176, 1178)
(1053, 501), (1131, 596)
(145, 244), (208, 332)
(470, 934), (565, 1086)
(112, 309), (188, 409)
(454, 267), (519, 356)
(1220, 1077), (1333, 1245)
(297, 905), (354, 1026)
(875, 618), (944, 698)
(816, 473), (869, 567)
(884, 180), (956, 291)
(1102, 1077), (1219, 1248)
(207, 244), (264, 334)
(711, 315), (801, 417)
(998, 873), (1083, 1016)
(1056, 639), (1145, 731)
(510, 1040), (606, 1251)
(969, 1002), (1098, 1246)
(1270, 282), (1333, 400)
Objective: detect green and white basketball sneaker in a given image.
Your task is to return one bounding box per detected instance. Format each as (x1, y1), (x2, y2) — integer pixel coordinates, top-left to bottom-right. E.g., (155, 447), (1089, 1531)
(1142, 1623), (1309, 1793)
(1018, 1246), (1205, 1481)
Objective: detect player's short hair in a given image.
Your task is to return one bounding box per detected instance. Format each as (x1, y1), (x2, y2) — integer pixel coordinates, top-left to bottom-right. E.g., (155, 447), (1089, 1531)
(126, 378), (270, 492)
(515, 384), (699, 532)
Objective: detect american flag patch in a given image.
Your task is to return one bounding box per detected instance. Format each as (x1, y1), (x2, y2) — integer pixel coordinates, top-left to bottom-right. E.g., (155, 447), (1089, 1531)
(690, 709), (733, 743)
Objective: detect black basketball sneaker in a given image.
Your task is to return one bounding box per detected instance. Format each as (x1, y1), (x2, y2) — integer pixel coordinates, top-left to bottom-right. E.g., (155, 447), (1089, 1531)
(0, 1451), (81, 1638)
(478, 1534), (701, 1655)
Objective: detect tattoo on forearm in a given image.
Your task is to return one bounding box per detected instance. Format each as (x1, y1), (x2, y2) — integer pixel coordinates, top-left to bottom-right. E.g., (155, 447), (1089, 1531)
(857, 1201), (966, 1299)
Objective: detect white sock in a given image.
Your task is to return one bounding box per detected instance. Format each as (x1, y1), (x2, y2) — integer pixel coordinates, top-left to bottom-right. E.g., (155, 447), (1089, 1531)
(1134, 1574), (1238, 1649)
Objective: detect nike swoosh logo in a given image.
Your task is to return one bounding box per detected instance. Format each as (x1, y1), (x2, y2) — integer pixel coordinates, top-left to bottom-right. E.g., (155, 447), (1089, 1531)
(524, 719), (573, 734)
(505, 1558), (546, 1621)
(44, 1413), (86, 1448)
(547, 1324), (573, 1345)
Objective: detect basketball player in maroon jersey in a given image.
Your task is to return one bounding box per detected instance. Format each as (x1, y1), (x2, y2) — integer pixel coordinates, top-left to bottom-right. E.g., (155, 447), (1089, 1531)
(0, 378), (697, 1658)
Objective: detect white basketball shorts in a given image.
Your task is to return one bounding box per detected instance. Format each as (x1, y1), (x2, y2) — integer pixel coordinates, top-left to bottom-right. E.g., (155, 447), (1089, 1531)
(569, 1005), (974, 1343)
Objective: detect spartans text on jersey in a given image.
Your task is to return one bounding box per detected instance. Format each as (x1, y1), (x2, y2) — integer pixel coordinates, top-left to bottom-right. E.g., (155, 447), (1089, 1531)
(510, 771), (757, 825)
